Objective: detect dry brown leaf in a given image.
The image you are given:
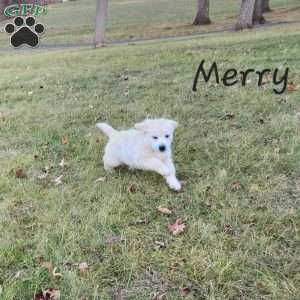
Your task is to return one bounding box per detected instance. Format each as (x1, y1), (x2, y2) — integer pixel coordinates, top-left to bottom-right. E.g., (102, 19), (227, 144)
(34, 289), (60, 300)
(112, 288), (123, 300)
(79, 262), (89, 276)
(230, 181), (242, 191)
(157, 206), (172, 215)
(127, 183), (137, 193)
(261, 73), (272, 85)
(34, 291), (45, 300)
(61, 136), (69, 145)
(180, 287), (191, 297)
(223, 224), (235, 235)
(44, 288), (60, 300)
(40, 261), (53, 273)
(15, 168), (27, 178)
(287, 82), (298, 92)
(168, 218), (186, 236)
(106, 235), (125, 244)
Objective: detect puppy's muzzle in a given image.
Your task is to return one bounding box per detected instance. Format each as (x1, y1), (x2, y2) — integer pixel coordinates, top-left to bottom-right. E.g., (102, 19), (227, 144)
(159, 145), (166, 152)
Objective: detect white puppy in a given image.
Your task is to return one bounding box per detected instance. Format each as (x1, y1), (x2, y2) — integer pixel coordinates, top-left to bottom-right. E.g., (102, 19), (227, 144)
(96, 118), (181, 191)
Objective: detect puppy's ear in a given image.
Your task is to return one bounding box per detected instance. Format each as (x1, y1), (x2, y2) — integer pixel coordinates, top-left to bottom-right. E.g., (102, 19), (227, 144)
(169, 120), (178, 130)
(134, 120), (149, 133)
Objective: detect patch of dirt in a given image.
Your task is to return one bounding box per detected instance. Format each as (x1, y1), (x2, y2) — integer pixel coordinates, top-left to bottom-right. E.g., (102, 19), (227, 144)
(0, 107), (15, 120)
(112, 269), (171, 299)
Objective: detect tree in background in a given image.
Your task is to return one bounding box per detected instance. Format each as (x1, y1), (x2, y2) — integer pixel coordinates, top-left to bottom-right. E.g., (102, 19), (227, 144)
(193, 0), (211, 25)
(262, 0), (271, 13)
(235, 0), (268, 30)
(235, 0), (256, 30)
(253, 0), (265, 24)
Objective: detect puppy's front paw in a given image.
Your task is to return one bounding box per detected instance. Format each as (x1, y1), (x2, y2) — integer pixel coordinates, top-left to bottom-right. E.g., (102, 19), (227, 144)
(166, 176), (181, 191)
(104, 164), (114, 173)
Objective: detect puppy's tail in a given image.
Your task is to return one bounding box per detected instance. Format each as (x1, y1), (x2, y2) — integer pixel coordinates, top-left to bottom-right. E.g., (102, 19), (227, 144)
(96, 123), (117, 138)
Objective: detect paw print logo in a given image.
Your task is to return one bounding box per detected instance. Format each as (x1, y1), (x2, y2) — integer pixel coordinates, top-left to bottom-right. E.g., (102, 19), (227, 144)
(5, 16), (45, 48)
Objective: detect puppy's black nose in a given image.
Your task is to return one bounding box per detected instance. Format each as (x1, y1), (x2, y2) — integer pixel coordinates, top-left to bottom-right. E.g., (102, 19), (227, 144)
(159, 145), (166, 152)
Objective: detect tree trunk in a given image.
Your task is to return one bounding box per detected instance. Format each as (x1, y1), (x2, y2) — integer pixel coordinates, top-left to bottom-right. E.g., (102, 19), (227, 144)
(253, 0), (265, 24)
(193, 0), (211, 25)
(94, 0), (108, 47)
(262, 0), (271, 12)
(235, 0), (256, 30)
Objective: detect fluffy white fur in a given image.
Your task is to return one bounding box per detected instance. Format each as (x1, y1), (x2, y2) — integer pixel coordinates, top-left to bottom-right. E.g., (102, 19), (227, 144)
(96, 118), (181, 191)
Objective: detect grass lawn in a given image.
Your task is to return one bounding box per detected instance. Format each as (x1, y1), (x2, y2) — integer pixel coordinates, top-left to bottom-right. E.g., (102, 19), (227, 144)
(1, 21), (300, 299)
(0, 0), (300, 46)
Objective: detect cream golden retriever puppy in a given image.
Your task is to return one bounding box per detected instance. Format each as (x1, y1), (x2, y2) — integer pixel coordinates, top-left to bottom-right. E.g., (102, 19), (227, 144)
(96, 118), (181, 191)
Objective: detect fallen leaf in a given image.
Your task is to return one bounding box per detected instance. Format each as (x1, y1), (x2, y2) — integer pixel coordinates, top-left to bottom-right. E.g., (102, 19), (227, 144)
(127, 183), (137, 193)
(261, 73), (272, 85)
(223, 224), (235, 235)
(15, 271), (21, 278)
(157, 206), (172, 215)
(180, 287), (191, 297)
(106, 235), (125, 244)
(221, 112), (235, 120)
(230, 181), (242, 191)
(295, 112), (300, 121)
(128, 218), (149, 226)
(40, 261), (53, 273)
(287, 82), (298, 92)
(38, 167), (49, 179)
(28, 91), (34, 95)
(34, 291), (45, 300)
(53, 175), (63, 186)
(59, 159), (66, 168)
(15, 168), (27, 178)
(168, 218), (186, 236)
(61, 136), (69, 145)
(152, 292), (166, 300)
(249, 184), (260, 193)
(52, 267), (63, 279)
(112, 288), (122, 300)
(95, 177), (106, 183)
(79, 262), (89, 276)
(34, 289), (60, 300)
(154, 241), (166, 250)
(44, 288), (60, 300)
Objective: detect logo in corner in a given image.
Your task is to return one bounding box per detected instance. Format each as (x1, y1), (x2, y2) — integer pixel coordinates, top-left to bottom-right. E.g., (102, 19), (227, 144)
(5, 16), (45, 48)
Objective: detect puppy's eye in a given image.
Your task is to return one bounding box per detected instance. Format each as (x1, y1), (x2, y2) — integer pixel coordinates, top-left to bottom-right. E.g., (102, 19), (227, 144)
(152, 136), (158, 140)
(165, 134), (170, 138)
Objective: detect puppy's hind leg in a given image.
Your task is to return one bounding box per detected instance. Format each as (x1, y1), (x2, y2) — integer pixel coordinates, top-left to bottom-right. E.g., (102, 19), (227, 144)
(103, 153), (120, 172)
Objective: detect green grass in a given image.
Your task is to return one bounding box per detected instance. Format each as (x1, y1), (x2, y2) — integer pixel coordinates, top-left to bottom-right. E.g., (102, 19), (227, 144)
(1, 22), (300, 299)
(0, 0), (300, 45)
